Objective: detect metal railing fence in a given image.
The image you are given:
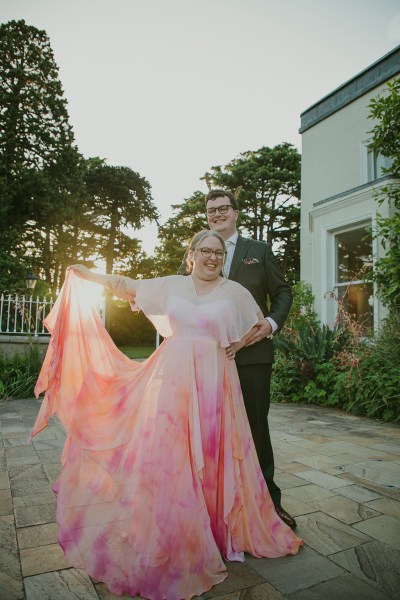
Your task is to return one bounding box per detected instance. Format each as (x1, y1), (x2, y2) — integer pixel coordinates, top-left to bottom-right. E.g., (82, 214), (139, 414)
(0, 293), (54, 337)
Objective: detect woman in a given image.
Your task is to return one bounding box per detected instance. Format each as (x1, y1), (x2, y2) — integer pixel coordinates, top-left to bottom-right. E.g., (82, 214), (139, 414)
(31, 230), (302, 600)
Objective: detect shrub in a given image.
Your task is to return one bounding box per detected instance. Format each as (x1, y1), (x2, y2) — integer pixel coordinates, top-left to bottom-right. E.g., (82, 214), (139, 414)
(272, 281), (400, 422)
(272, 322), (347, 405)
(330, 311), (400, 421)
(0, 345), (42, 401)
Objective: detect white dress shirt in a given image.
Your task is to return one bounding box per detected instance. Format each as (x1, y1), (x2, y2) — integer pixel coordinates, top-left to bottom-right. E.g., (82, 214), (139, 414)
(223, 232), (238, 277)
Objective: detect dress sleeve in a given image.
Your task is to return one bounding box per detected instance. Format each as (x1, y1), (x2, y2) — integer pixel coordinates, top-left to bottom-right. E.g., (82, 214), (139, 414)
(131, 276), (178, 338)
(215, 282), (261, 347)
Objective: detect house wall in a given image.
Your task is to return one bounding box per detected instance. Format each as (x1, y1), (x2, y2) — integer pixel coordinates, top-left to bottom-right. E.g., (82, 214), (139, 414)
(301, 82), (389, 205)
(300, 79), (394, 328)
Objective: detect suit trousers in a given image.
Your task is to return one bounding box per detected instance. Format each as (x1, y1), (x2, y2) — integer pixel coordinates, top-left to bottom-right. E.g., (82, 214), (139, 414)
(236, 363), (281, 508)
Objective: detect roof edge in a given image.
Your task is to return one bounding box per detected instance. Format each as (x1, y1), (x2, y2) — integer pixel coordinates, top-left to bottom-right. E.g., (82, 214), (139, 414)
(300, 45), (400, 134)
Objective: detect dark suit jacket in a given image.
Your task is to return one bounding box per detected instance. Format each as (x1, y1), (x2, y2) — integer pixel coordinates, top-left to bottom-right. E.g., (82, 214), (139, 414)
(227, 236), (292, 365)
(178, 235), (292, 366)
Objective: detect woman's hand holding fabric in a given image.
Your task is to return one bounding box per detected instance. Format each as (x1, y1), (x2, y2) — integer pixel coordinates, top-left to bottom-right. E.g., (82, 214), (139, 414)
(69, 264), (91, 279)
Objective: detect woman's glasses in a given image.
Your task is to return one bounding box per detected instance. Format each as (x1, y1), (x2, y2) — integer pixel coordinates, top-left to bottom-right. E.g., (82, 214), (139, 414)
(206, 205), (232, 217)
(196, 247), (225, 261)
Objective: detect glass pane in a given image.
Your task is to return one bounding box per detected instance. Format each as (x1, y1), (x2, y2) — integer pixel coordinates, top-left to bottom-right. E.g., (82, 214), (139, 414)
(375, 152), (393, 179)
(336, 227), (372, 284)
(337, 283), (374, 335)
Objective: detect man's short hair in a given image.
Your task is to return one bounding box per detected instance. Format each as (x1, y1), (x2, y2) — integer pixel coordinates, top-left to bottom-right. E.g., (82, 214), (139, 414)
(205, 189), (239, 211)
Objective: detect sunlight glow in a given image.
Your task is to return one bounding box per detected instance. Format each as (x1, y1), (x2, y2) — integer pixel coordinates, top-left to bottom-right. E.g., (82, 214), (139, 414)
(79, 280), (105, 314)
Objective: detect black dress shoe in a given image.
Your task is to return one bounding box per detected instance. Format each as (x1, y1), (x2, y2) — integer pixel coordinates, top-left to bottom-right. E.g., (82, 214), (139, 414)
(275, 506), (297, 529)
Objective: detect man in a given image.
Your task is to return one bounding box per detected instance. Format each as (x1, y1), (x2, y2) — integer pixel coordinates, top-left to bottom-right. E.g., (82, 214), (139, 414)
(179, 189), (296, 529)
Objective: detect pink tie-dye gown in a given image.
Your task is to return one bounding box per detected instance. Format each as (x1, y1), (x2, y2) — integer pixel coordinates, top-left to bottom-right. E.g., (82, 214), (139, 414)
(31, 270), (302, 600)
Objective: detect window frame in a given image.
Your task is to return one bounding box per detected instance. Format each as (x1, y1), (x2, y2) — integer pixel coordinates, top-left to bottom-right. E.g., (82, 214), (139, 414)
(321, 215), (378, 332)
(360, 139), (394, 184)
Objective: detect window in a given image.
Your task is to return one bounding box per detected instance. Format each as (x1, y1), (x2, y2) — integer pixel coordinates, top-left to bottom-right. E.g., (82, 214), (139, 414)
(335, 225), (373, 333)
(361, 140), (394, 184)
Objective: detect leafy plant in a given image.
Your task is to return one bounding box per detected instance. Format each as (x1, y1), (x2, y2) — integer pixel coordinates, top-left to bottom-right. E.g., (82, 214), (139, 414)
(330, 311), (400, 421)
(0, 345), (42, 401)
(368, 78), (400, 308)
(272, 278), (400, 422)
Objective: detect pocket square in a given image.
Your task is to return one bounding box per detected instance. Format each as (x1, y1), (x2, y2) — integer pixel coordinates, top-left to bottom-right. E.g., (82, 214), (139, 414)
(242, 257), (259, 265)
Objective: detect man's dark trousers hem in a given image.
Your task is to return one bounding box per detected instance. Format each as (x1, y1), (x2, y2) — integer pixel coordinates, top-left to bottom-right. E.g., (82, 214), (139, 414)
(236, 362), (282, 508)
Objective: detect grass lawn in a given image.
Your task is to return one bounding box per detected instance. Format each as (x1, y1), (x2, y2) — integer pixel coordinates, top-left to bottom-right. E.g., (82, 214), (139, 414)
(118, 346), (156, 359)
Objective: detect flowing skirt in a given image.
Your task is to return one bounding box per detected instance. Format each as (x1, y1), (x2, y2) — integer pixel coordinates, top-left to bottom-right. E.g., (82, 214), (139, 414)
(31, 273), (302, 600)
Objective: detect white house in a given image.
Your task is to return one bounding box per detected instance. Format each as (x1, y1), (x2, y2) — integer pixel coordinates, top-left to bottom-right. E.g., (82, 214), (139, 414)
(300, 45), (400, 333)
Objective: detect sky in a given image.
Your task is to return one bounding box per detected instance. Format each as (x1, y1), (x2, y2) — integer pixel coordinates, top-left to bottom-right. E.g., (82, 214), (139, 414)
(1, 0), (400, 254)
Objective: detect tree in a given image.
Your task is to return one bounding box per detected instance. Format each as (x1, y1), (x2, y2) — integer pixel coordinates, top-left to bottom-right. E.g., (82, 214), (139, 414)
(84, 161), (159, 273)
(203, 143), (301, 282)
(153, 191), (207, 276)
(84, 161), (159, 328)
(368, 78), (400, 308)
(0, 19), (81, 292)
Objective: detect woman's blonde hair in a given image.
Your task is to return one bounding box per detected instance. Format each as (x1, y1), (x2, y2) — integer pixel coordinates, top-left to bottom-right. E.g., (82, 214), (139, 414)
(186, 230), (226, 272)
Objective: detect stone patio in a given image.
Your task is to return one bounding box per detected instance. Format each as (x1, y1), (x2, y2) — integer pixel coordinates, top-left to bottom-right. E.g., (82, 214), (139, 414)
(1, 399), (399, 600)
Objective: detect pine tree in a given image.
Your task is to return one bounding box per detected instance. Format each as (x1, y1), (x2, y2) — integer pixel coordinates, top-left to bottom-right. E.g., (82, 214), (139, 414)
(0, 19), (80, 291)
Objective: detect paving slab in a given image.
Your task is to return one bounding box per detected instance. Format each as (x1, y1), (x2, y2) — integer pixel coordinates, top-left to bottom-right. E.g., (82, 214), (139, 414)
(24, 568), (99, 599)
(17, 522), (58, 549)
(276, 494), (316, 518)
(42, 463), (62, 484)
(245, 545), (345, 595)
(292, 454), (352, 475)
(9, 473), (52, 498)
(0, 515), (24, 600)
(330, 540), (400, 600)
(13, 491), (56, 508)
(288, 573), (393, 600)
(295, 511), (371, 555)
(32, 437), (66, 450)
(276, 461), (311, 474)
(14, 501), (56, 527)
(0, 487), (13, 516)
(294, 469), (352, 489)
(365, 496), (400, 519)
(273, 472), (310, 489)
(333, 483), (382, 503)
(20, 543), (70, 577)
(308, 493), (381, 524)
(282, 483), (337, 503)
(0, 469), (10, 490)
(36, 447), (63, 464)
(200, 582), (286, 599)
(352, 514), (400, 549)
(200, 561), (266, 598)
(94, 582), (142, 600)
(344, 459), (400, 488)
(3, 437), (31, 448)
(371, 442), (400, 455)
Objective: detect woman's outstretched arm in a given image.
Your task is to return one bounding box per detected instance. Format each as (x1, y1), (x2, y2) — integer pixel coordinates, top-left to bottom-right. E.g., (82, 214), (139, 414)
(69, 265), (136, 301)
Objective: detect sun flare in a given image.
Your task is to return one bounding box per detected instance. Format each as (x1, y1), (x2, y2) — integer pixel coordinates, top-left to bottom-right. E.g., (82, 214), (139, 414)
(79, 279), (105, 314)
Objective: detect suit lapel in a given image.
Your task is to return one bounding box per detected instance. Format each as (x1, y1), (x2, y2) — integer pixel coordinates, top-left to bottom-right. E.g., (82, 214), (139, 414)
(229, 235), (251, 280)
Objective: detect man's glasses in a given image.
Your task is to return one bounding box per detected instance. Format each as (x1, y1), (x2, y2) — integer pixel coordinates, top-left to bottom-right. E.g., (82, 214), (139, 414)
(196, 247), (225, 261)
(206, 205), (233, 217)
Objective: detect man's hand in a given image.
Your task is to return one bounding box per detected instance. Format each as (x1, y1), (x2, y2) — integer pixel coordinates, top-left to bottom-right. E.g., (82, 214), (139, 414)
(245, 319), (272, 346)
